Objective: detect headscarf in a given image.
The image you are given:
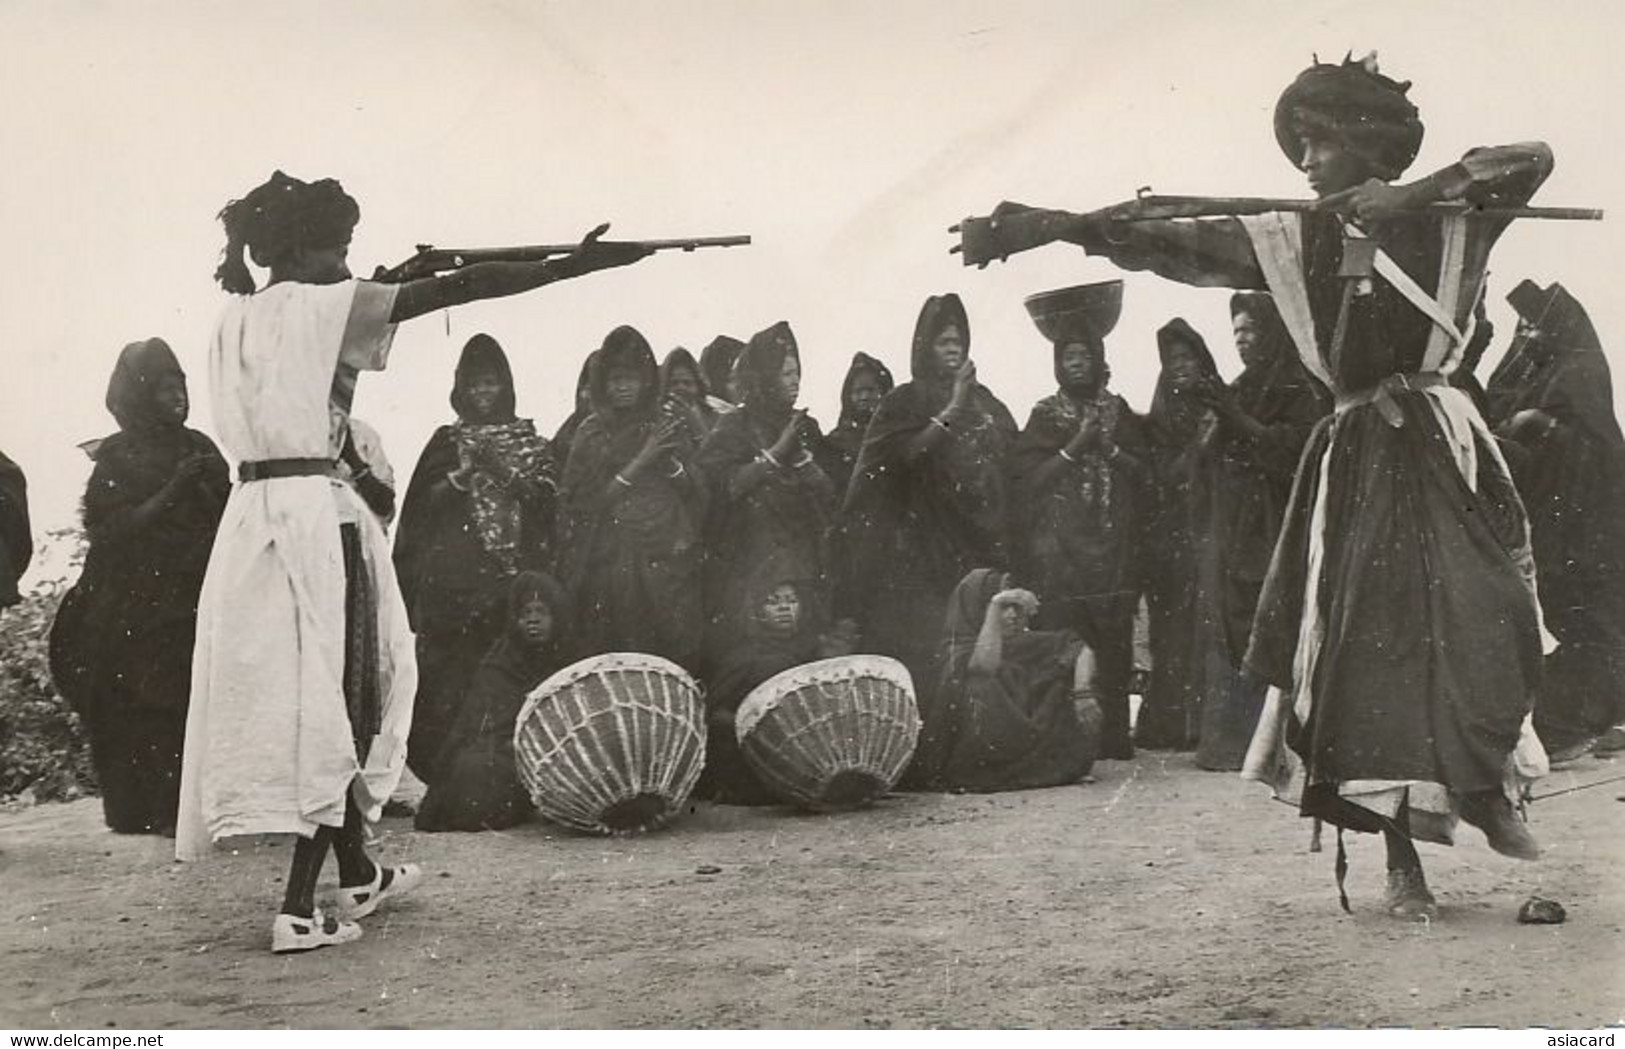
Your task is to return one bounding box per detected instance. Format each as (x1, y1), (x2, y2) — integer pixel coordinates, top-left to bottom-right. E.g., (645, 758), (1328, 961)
(105, 338), (186, 434)
(450, 334), (517, 423)
(500, 570), (570, 667)
(699, 336), (746, 404)
(1507, 279), (1602, 353)
(660, 347), (708, 401)
(1050, 334), (1110, 400)
(707, 574), (820, 715)
(1274, 53), (1424, 180)
(1227, 293), (1322, 423)
(214, 170), (359, 293)
(909, 293), (971, 388)
(736, 321), (800, 431)
(1147, 318), (1222, 445)
(588, 325), (661, 424)
(552, 351), (598, 457)
(835, 352), (895, 432)
(1502, 281), (1622, 454)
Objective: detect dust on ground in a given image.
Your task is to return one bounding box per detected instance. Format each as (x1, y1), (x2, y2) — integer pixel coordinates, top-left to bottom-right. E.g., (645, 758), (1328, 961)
(2, 753), (1621, 1029)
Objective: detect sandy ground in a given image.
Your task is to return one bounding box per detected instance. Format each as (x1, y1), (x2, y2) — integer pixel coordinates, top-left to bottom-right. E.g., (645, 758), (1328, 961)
(2, 752), (1622, 1030)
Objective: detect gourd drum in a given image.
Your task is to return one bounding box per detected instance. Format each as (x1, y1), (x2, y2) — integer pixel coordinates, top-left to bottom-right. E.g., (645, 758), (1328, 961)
(514, 652), (707, 835)
(734, 655), (919, 811)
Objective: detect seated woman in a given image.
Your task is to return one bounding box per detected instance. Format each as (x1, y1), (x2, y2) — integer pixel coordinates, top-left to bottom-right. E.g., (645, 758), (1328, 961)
(698, 577), (855, 805)
(415, 572), (570, 832)
(931, 569), (1101, 793)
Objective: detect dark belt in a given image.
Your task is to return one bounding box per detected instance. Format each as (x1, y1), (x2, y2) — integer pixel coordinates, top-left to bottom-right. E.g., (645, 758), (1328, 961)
(237, 458), (339, 483)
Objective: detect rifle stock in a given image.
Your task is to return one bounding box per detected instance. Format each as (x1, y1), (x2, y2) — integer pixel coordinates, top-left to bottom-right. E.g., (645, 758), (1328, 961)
(373, 234), (751, 282)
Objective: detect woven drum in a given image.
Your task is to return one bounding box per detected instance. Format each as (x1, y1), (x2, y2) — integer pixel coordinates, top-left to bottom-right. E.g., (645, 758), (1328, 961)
(514, 652), (707, 835)
(735, 655), (919, 811)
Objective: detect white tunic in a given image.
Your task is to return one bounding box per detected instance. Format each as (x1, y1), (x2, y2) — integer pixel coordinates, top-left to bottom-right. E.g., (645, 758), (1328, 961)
(176, 280), (417, 860)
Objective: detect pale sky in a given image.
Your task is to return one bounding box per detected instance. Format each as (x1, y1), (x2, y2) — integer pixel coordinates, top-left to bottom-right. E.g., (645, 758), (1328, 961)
(3, 0), (1621, 585)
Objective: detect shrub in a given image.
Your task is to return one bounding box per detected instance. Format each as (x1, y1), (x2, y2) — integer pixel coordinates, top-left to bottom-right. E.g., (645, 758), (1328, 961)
(0, 530), (96, 803)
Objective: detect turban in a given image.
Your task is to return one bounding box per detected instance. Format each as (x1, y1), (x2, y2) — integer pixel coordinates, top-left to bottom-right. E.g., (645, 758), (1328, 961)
(1274, 52), (1424, 180)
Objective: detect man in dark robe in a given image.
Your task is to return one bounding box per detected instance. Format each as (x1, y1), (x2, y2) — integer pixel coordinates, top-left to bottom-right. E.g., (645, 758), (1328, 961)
(1493, 281), (1625, 762)
(969, 52), (1552, 917)
(1010, 293), (1149, 759)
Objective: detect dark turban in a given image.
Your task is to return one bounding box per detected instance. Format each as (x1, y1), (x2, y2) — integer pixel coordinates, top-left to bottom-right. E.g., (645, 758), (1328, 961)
(1274, 54), (1424, 181)
(214, 170), (360, 293)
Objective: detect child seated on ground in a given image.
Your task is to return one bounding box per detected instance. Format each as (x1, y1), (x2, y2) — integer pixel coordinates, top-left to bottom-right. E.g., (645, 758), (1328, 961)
(415, 572), (570, 831)
(697, 580), (856, 805)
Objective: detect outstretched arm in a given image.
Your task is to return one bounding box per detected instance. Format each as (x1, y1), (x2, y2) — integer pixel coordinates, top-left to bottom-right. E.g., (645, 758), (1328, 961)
(389, 237), (651, 323)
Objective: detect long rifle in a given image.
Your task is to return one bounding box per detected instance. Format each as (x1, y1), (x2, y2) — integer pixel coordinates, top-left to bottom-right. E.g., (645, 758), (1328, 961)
(952, 190), (1603, 268)
(373, 233), (751, 283)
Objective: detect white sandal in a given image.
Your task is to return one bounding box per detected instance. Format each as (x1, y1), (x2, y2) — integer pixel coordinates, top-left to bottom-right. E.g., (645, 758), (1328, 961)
(334, 861), (423, 920)
(271, 908), (363, 954)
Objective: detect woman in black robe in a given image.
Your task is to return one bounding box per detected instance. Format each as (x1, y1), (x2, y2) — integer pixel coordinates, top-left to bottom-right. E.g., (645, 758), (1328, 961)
(415, 571), (569, 832)
(49, 338), (229, 833)
(393, 333), (558, 782)
(1187, 297), (1329, 771)
(819, 352), (895, 498)
(696, 577), (838, 805)
(1493, 281), (1625, 760)
(838, 293), (1018, 785)
(699, 335), (745, 410)
(661, 346), (719, 442)
(560, 325), (707, 668)
(1133, 322), (1221, 753)
(697, 321), (837, 665)
(932, 569), (1100, 792)
(0, 450), (29, 609)
(1011, 327), (1150, 759)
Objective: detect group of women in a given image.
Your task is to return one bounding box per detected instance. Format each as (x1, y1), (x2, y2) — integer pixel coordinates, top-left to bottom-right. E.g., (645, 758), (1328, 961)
(44, 270), (1361, 838)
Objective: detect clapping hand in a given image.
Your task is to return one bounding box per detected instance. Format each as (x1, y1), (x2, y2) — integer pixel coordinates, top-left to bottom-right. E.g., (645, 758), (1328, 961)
(768, 409), (809, 462)
(990, 587), (1040, 618)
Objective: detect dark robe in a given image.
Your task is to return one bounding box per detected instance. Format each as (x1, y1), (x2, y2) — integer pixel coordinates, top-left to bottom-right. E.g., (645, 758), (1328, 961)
(560, 326), (707, 669)
(1075, 141), (1552, 839)
(837, 295), (1018, 779)
(1135, 325), (1223, 753)
(1187, 309), (1329, 771)
(819, 352), (895, 498)
(696, 322), (837, 665)
(660, 347), (719, 442)
(699, 335), (745, 407)
(1494, 286), (1625, 751)
(415, 572), (568, 832)
(394, 334), (558, 783)
(696, 617), (822, 806)
(0, 451), (29, 608)
(551, 352), (597, 462)
(932, 569), (1096, 792)
(1011, 341), (1150, 760)
(49, 339), (228, 833)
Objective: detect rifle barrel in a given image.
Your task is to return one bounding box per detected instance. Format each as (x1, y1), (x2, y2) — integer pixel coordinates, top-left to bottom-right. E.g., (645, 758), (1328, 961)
(1123, 196), (1602, 221)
